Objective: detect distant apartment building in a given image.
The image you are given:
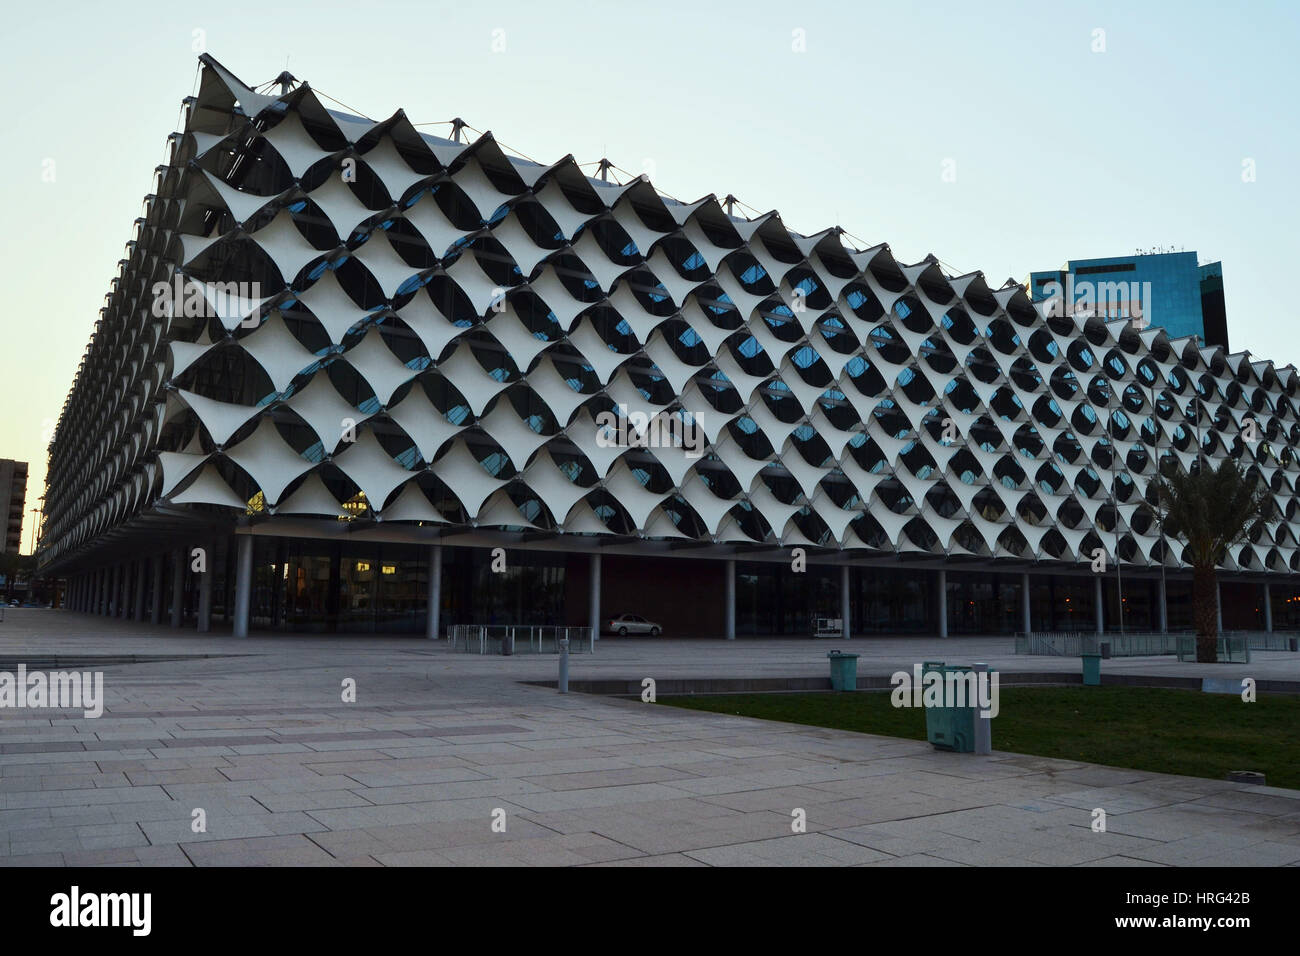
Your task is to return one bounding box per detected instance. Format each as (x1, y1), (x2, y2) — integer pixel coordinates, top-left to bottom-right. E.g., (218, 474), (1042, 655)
(0, 459), (27, 554)
(1027, 251), (1228, 350)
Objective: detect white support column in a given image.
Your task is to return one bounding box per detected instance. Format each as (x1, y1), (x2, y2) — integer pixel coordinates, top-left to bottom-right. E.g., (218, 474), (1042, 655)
(1094, 575), (1104, 635)
(1158, 577), (1168, 633)
(1216, 580), (1223, 633)
(840, 565), (851, 639)
(150, 557), (165, 625)
(1264, 582), (1273, 633)
(426, 544), (442, 640)
(197, 547), (212, 633)
(725, 559), (736, 640)
(1021, 572), (1032, 637)
(170, 549), (184, 628)
(937, 569), (948, 638)
(589, 552), (601, 641)
(232, 534), (253, 638)
(133, 560), (147, 622)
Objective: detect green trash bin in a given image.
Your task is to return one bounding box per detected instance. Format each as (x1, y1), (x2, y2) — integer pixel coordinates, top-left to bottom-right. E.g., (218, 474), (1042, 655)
(1081, 653), (1101, 686)
(922, 662), (978, 752)
(826, 650), (859, 692)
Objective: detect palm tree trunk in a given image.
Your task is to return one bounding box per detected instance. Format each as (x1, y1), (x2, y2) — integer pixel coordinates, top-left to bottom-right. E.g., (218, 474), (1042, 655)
(1192, 563), (1219, 662)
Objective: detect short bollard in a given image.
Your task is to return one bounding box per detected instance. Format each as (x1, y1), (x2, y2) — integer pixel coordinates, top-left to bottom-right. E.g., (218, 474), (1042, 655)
(972, 663), (992, 755)
(557, 638), (569, 694)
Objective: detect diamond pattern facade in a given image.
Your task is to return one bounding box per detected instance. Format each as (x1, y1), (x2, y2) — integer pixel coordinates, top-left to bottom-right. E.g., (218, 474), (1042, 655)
(38, 56), (1300, 585)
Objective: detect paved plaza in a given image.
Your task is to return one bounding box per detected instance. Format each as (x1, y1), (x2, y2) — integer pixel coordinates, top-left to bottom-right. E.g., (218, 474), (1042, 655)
(1, 609), (1299, 866)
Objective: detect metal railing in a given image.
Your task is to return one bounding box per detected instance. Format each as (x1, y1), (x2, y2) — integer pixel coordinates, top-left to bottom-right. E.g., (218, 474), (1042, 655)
(1177, 635), (1251, 663)
(1226, 630), (1298, 652)
(447, 624), (594, 655)
(1014, 632), (1102, 656)
(1016, 630), (1290, 657)
(1015, 631), (1187, 657)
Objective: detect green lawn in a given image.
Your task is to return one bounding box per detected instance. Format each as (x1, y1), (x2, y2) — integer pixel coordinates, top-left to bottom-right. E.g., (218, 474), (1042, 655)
(661, 687), (1300, 790)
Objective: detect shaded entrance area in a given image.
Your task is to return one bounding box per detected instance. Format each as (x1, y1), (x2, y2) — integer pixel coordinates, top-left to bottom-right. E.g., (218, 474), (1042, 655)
(58, 531), (1300, 639)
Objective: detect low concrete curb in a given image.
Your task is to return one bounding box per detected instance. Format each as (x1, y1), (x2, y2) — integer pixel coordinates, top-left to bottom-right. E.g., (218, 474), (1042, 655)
(530, 672), (1300, 696)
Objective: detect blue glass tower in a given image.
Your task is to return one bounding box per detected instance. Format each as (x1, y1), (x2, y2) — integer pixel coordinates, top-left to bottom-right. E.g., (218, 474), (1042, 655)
(1027, 251), (1227, 349)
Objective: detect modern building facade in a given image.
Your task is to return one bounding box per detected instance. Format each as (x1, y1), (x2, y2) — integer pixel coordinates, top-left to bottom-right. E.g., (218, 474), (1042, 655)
(0, 459), (27, 555)
(1027, 252), (1228, 350)
(37, 56), (1300, 637)
(1199, 261), (1229, 351)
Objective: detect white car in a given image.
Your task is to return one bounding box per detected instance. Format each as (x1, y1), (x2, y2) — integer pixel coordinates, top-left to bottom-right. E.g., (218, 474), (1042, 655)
(606, 614), (662, 636)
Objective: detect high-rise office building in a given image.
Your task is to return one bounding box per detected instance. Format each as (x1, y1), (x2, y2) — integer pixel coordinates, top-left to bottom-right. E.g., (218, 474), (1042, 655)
(1027, 252), (1228, 350)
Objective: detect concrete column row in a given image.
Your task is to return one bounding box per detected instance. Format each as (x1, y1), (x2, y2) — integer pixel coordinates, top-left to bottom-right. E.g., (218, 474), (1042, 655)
(66, 548), (218, 634)
(59, 549), (1292, 641)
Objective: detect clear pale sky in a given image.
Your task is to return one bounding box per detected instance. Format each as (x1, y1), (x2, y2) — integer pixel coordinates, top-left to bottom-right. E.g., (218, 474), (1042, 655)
(2, 0), (1296, 553)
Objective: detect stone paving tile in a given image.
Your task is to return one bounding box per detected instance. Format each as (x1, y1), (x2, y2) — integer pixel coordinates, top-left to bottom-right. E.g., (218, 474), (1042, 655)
(1076, 855), (1169, 866)
(520, 766), (701, 791)
(586, 852), (707, 866)
(131, 845), (193, 866)
(587, 810), (799, 856)
(0, 852), (67, 866)
(379, 832), (628, 867)
(251, 790), (376, 812)
(355, 778), (545, 805)
(182, 834), (340, 867)
(684, 833), (894, 866)
(1189, 790), (1300, 816)
(1124, 836), (1300, 866)
(306, 797), (533, 830)
(138, 809), (325, 846)
(863, 853), (970, 866)
(63, 847), (141, 866)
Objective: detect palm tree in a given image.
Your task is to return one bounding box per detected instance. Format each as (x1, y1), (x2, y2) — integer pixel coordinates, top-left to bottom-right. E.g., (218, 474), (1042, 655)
(1154, 459), (1274, 662)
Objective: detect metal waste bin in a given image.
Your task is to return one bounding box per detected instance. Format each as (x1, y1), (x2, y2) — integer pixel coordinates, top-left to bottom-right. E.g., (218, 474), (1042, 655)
(826, 650), (859, 691)
(922, 661), (978, 752)
(1081, 652), (1101, 686)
